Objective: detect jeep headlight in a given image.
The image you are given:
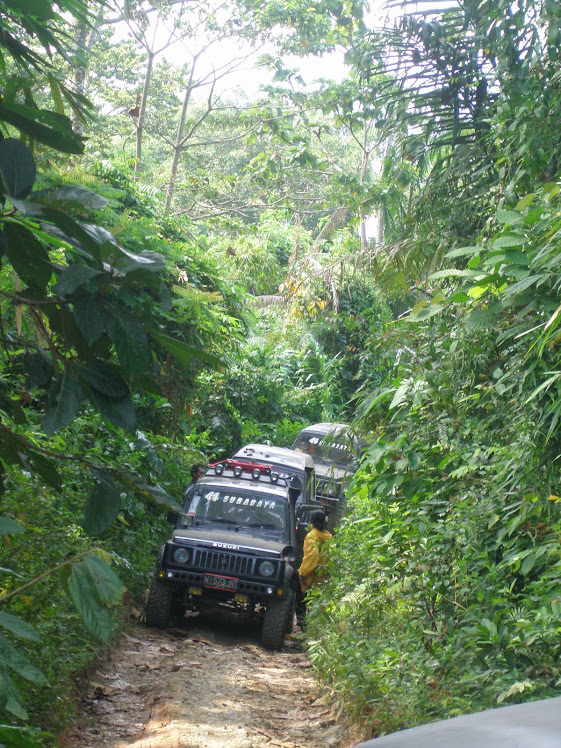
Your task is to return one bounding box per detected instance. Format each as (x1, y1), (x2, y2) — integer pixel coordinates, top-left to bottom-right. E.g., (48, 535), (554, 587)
(258, 560), (275, 577)
(173, 547), (190, 564)
(328, 484), (340, 497)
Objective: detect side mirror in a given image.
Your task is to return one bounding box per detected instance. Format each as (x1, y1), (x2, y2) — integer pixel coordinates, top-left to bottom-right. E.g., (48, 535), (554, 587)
(289, 474), (303, 490)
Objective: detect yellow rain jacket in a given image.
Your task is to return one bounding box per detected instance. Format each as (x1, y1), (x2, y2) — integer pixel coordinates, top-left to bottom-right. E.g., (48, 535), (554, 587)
(298, 526), (332, 593)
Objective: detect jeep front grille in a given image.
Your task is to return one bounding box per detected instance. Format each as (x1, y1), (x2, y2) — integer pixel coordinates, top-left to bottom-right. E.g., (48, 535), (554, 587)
(193, 549), (257, 576)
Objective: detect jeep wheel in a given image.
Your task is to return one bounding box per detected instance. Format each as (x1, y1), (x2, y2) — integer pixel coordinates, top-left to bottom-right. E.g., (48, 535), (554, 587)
(145, 576), (173, 629)
(261, 590), (293, 650)
(285, 606), (295, 635)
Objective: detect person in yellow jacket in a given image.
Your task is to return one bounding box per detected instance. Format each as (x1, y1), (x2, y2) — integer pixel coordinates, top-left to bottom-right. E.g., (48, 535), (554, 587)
(296, 509), (332, 628)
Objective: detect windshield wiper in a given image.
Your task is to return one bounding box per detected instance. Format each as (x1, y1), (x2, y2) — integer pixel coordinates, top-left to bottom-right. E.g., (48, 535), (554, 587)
(247, 523), (281, 529)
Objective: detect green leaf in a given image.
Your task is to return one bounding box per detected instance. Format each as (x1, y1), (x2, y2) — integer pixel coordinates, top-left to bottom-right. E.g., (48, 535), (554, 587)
(0, 517), (24, 534)
(408, 304), (443, 321)
(501, 274), (541, 298)
(0, 101), (85, 155)
(39, 207), (102, 260)
(66, 563), (111, 642)
(445, 245), (482, 259)
(72, 296), (106, 345)
(148, 330), (223, 369)
(492, 234), (525, 249)
(54, 264), (105, 296)
(6, 0), (54, 18)
(0, 633), (46, 684)
(521, 553), (536, 575)
(32, 185), (109, 214)
(464, 306), (501, 329)
(4, 222), (52, 289)
(22, 349), (53, 389)
(122, 476), (183, 513)
(0, 138), (36, 199)
(105, 308), (151, 377)
(82, 553), (123, 606)
(41, 371), (83, 433)
(76, 362), (129, 399)
(27, 450), (62, 490)
(0, 613), (40, 642)
(89, 390), (136, 431)
(429, 268), (480, 279)
(496, 210), (522, 225)
(516, 193), (535, 210)
(99, 241), (165, 274)
(0, 724), (47, 747)
(0, 672), (27, 720)
(82, 469), (121, 535)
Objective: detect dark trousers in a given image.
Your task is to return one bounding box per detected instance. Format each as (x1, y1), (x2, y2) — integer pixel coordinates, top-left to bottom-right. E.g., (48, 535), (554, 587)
(295, 585), (307, 628)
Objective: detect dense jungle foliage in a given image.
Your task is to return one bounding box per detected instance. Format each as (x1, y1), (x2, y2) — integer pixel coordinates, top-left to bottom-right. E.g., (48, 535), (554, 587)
(1, 0), (561, 743)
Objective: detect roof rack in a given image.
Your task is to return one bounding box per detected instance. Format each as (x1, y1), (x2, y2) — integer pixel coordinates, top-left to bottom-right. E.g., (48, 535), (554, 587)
(206, 459), (286, 485)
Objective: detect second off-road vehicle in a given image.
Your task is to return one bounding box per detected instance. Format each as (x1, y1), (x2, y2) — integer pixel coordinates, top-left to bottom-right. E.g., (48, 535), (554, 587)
(145, 460), (299, 650)
(291, 422), (361, 529)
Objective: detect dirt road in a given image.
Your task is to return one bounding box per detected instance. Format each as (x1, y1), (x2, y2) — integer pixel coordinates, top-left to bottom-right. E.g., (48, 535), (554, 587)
(63, 614), (360, 748)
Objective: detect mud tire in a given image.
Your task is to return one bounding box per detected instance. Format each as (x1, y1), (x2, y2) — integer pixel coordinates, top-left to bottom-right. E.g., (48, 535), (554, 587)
(145, 576), (173, 629)
(261, 590), (293, 650)
(285, 595), (296, 634)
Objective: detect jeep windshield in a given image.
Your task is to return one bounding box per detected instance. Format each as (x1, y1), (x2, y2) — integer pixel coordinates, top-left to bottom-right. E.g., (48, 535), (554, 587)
(294, 433), (357, 468)
(180, 487), (287, 538)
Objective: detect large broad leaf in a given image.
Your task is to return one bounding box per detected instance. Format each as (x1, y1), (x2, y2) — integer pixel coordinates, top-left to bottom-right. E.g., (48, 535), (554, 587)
(22, 349), (53, 389)
(82, 553), (124, 606)
(0, 517), (24, 534)
(26, 450), (61, 490)
(100, 241), (165, 274)
(0, 101), (84, 155)
(149, 330), (223, 369)
(0, 724), (47, 747)
(6, 0), (54, 18)
(105, 308), (151, 377)
(82, 467), (121, 536)
(31, 186), (109, 215)
(492, 234), (525, 249)
(124, 268), (172, 308)
(72, 296), (106, 345)
(41, 370), (83, 433)
(89, 390), (136, 431)
(43, 306), (90, 356)
(122, 476), (183, 514)
(39, 207), (101, 260)
(4, 222), (52, 289)
(0, 612), (40, 642)
(0, 138), (36, 199)
(0, 633), (46, 684)
(54, 264), (105, 297)
(66, 562), (111, 642)
(0, 672), (26, 720)
(76, 362), (129, 399)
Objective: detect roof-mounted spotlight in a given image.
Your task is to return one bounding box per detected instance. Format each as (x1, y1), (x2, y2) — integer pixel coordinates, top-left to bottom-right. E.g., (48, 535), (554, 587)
(270, 471), (279, 483)
(214, 464), (224, 475)
(251, 469), (261, 480)
(233, 466), (243, 477)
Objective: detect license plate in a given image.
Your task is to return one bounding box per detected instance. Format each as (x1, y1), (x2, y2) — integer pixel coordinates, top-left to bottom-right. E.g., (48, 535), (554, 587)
(203, 573), (238, 591)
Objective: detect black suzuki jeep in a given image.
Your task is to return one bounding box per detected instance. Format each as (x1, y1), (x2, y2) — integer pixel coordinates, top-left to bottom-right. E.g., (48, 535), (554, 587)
(145, 460), (298, 650)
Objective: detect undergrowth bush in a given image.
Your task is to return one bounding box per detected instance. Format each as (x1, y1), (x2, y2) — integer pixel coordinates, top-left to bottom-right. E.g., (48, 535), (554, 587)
(0, 413), (203, 737)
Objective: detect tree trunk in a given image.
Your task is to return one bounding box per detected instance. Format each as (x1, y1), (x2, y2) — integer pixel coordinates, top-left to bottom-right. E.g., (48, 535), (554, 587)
(71, 10), (104, 134)
(165, 57), (198, 212)
(71, 19), (89, 135)
(135, 50), (155, 175)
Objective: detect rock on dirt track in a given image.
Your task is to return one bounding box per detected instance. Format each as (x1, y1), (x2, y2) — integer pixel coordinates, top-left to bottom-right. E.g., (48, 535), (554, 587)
(63, 616), (359, 748)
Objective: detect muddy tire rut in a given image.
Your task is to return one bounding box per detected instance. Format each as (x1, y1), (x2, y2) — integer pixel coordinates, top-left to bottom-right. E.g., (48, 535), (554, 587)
(63, 615), (359, 748)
